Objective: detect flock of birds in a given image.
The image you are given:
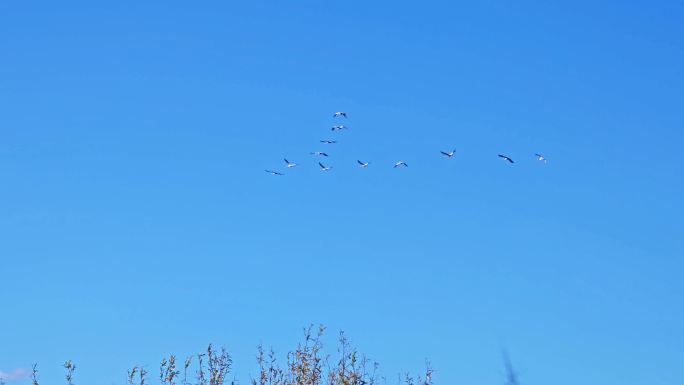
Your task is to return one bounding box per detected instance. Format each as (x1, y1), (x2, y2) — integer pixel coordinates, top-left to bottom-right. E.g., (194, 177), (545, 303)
(265, 111), (548, 176)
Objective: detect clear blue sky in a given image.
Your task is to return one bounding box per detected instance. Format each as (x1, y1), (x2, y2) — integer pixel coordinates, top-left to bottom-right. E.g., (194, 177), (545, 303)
(1, 1), (682, 384)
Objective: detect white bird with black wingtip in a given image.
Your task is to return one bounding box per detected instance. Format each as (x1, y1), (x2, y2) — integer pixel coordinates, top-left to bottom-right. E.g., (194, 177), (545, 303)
(357, 160), (370, 168)
(498, 154), (514, 164)
(284, 158), (297, 168)
(265, 170), (284, 176)
(333, 111), (347, 119)
(440, 149), (456, 158)
(535, 153), (548, 164)
(393, 161), (408, 168)
(318, 162), (332, 172)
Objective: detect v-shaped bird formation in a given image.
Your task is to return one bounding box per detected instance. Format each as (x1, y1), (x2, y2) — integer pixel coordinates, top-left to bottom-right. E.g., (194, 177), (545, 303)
(265, 111), (549, 176)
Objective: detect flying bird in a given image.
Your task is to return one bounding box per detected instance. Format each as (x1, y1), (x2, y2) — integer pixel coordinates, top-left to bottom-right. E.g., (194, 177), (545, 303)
(498, 154), (515, 164)
(265, 170), (284, 176)
(320, 140), (337, 144)
(310, 151), (329, 157)
(440, 149), (456, 158)
(284, 158), (297, 168)
(333, 112), (347, 118)
(357, 160), (370, 168)
(535, 153), (548, 164)
(331, 125), (347, 131)
(393, 161), (408, 168)
(318, 162), (332, 171)
(502, 350), (519, 385)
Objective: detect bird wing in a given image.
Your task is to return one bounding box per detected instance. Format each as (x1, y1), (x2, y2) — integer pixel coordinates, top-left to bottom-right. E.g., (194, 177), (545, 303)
(440, 151), (448, 156)
(502, 350), (519, 385)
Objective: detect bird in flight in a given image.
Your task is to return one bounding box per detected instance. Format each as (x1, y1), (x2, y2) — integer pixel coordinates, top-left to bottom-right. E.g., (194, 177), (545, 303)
(502, 350), (519, 385)
(310, 151), (329, 157)
(498, 154), (515, 164)
(265, 170), (284, 176)
(320, 140), (337, 144)
(333, 112), (347, 118)
(535, 153), (548, 164)
(357, 160), (370, 168)
(440, 149), (456, 158)
(318, 162), (332, 171)
(331, 125), (347, 131)
(393, 161), (408, 168)
(284, 158), (297, 168)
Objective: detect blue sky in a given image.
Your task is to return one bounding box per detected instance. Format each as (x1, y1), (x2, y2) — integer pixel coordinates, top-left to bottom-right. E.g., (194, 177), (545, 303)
(0, 1), (682, 384)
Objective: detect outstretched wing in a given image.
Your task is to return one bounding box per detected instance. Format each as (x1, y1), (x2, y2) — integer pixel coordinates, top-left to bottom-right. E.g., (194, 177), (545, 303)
(498, 154), (514, 163)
